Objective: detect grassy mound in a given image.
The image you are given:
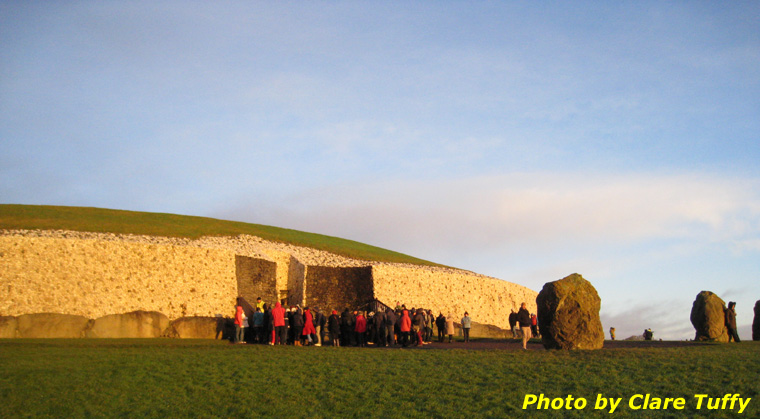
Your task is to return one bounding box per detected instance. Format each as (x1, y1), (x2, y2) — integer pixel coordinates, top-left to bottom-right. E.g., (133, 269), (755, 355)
(0, 204), (439, 266)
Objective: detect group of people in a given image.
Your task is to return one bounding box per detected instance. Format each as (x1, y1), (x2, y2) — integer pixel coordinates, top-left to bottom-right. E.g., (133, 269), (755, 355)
(509, 303), (538, 349)
(233, 298), (534, 348)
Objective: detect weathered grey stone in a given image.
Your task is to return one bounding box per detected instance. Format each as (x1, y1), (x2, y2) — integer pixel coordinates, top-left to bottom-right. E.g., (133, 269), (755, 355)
(537, 273), (604, 350)
(16, 313), (92, 338)
(164, 316), (226, 339)
(690, 291), (728, 342)
(86, 311), (170, 338)
(753, 300), (759, 341)
(0, 316), (18, 338)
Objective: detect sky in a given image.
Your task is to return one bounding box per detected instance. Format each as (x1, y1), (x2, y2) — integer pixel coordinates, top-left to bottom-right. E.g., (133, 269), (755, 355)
(1, 1), (758, 340)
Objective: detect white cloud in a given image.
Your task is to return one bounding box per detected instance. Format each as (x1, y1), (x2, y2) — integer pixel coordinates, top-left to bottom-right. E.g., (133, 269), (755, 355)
(236, 172), (760, 252)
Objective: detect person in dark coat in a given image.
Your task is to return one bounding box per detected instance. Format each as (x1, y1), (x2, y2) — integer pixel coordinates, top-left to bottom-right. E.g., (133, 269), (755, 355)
(291, 307), (305, 346)
(517, 303), (532, 349)
(328, 310), (341, 346)
(373, 309), (386, 346)
(725, 302), (741, 342)
(340, 308), (354, 347)
(509, 309), (518, 338)
(385, 308), (397, 346)
(436, 313), (446, 342)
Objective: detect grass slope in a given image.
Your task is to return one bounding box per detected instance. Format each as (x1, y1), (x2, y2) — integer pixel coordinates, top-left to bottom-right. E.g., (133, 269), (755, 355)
(0, 204), (439, 266)
(0, 339), (757, 418)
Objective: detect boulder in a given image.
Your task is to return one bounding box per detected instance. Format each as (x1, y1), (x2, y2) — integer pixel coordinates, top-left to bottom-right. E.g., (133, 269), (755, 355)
(0, 316), (18, 338)
(536, 273), (604, 350)
(164, 316), (226, 339)
(16, 313), (92, 338)
(753, 300), (759, 341)
(690, 291), (728, 342)
(86, 311), (170, 338)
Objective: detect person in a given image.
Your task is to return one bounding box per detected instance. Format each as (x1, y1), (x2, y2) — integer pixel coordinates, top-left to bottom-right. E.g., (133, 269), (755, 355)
(234, 300), (245, 344)
(436, 313), (446, 342)
(461, 311), (472, 343)
(302, 307), (316, 346)
(271, 301), (286, 345)
(385, 308), (396, 346)
(725, 302), (741, 343)
(643, 328), (653, 341)
(609, 327), (616, 341)
(399, 307), (412, 347)
(252, 307), (264, 344)
(425, 310), (434, 343)
(355, 311), (367, 347)
(530, 313), (538, 338)
(328, 310), (341, 346)
(256, 297), (265, 312)
(445, 313), (455, 343)
(291, 306), (305, 346)
(340, 308), (354, 347)
(313, 307), (325, 347)
(413, 309), (425, 346)
(373, 308), (386, 346)
(508, 309), (518, 338)
(517, 303), (531, 350)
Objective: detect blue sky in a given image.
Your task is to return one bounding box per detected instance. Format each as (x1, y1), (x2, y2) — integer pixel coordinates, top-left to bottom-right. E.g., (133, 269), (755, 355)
(2, 1), (758, 340)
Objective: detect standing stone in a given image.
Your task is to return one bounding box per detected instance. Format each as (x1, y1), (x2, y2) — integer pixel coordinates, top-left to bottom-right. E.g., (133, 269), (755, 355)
(536, 273), (604, 350)
(753, 300), (759, 341)
(690, 291), (728, 342)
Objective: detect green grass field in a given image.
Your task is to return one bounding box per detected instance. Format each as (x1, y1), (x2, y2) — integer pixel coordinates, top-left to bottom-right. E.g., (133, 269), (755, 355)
(0, 204), (440, 266)
(1, 339), (757, 418)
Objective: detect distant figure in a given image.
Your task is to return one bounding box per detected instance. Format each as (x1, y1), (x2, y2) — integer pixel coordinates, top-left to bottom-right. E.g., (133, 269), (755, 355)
(399, 308), (412, 347)
(252, 307), (264, 343)
(445, 313), (455, 343)
(302, 307), (316, 346)
(610, 327), (616, 341)
(461, 311), (472, 343)
(256, 297), (265, 311)
(328, 310), (341, 346)
(517, 303), (532, 350)
(354, 311), (367, 347)
(271, 302), (286, 345)
(725, 301), (741, 343)
(509, 309), (518, 338)
(643, 328), (653, 341)
(436, 313), (446, 342)
(530, 313), (538, 338)
(234, 299), (245, 344)
(385, 308), (397, 346)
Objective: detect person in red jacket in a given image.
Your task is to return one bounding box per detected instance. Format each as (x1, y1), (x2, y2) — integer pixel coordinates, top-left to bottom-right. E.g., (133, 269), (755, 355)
(271, 301), (287, 345)
(302, 307), (316, 346)
(399, 307), (412, 347)
(234, 301), (245, 344)
(355, 311), (367, 347)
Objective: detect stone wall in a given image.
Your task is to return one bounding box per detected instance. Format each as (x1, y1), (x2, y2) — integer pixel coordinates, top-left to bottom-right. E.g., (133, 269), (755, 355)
(305, 266), (374, 311)
(0, 231), (539, 335)
(372, 264), (537, 330)
(235, 256), (277, 307)
(0, 236), (237, 319)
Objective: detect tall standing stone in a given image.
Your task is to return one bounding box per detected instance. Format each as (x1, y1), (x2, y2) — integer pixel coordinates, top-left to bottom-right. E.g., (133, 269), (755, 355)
(690, 291), (728, 342)
(536, 273), (604, 350)
(753, 300), (759, 341)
